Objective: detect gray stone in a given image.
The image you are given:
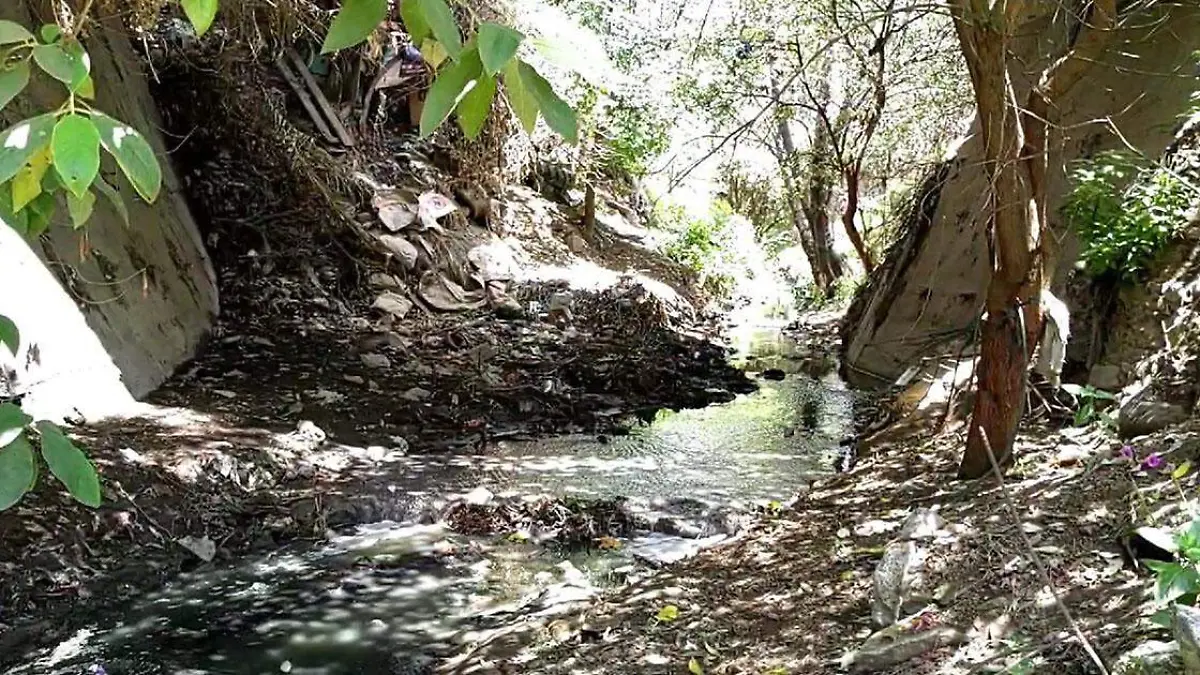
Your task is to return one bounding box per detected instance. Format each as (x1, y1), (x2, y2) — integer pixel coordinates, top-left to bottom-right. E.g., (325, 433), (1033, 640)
(1088, 364), (1123, 391)
(1175, 604), (1200, 673)
(378, 234), (420, 270)
(372, 292), (413, 319)
(1119, 385), (1190, 437)
(1113, 640), (1182, 675)
(360, 353), (392, 369)
(463, 487), (493, 506)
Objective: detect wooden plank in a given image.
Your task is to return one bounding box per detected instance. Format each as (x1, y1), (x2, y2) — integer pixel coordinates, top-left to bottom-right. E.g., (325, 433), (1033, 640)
(275, 57), (338, 144)
(287, 49), (357, 147)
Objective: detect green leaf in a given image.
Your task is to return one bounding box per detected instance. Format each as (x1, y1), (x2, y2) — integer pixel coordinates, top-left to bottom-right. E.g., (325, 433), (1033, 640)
(419, 47), (482, 138)
(419, 38), (449, 69)
(90, 112), (162, 203)
(0, 61), (31, 112)
(37, 421), (101, 508)
(67, 189), (95, 228)
(26, 191), (54, 238)
(181, 0), (219, 37)
(399, 0), (431, 43)
(477, 22), (522, 76)
(94, 175), (129, 226)
(52, 113), (101, 198)
(518, 61), (577, 143)
(456, 73), (496, 140)
(32, 42), (90, 91)
(655, 604), (679, 623)
(501, 59), (538, 133)
(688, 658), (704, 675)
(321, 0), (388, 54)
(39, 24), (62, 44)
(0, 314), (18, 356)
(0, 20), (35, 45)
(0, 114), (56, 184)
(0, 403), (33, 448)
(1174, 461), (1192, 480)
(1147, 561), (1200, 605)
(11, 145), (51, 212)
(76, 74), (95, 99)
(416, 0), (462, 60)
(0, 435), (36, 510)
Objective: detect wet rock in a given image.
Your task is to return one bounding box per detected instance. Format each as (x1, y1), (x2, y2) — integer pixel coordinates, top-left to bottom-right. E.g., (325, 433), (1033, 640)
(654, 517), (703, 539)
(493, 297), (526, 320)
(841, 621), (965, 672)
(1175, 604), (1200, 672)
(401, 387), (432, 402)
(628, 533), (727, 566)
(1119, 384), (1189, 437)
(360, 352), (392, 369)
(760, 368), (787, 381)
(463, 487), (494, 506)
(1113, 640), (1182, 675)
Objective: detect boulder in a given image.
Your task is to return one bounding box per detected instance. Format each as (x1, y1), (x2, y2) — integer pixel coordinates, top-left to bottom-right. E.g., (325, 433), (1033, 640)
(1175, 604), (1200, 673)
(1112, 640), (1183, 675)
(1119, 383), (1190, 437)
(841, 620), (965, 672)
(871, 508), (951, 628)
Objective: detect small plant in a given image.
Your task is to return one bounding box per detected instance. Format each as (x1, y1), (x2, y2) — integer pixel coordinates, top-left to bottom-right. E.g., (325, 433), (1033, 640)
(1060, 383), (1117, 428)
(1142, 517), (1200, 626)
(1061, 150), (1196, 282)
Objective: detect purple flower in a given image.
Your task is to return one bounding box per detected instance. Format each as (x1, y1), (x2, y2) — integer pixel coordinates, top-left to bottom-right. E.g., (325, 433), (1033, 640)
(1119, 445), (1136, 460)
(88, 665), (108, 675)
(1141, 453), (1165, 471)
(401, 45), (423, 63)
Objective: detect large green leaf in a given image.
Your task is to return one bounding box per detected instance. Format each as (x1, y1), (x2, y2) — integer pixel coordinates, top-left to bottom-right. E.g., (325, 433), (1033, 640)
(32, 42), (90, 91)
(0, 61), (31, 112)
(52, 113), (101, 198)
(181, 0), (219, 37)
(25, 191), (54, 238)
(518, 61), (577, 143)
(1145, 560), (1200, 605)
(419, 48), (482, 138)
(0, 314), (18, 356)
(0, 435), (36, 511)
(90, 112), (162, 203)
(0, 20), (34, 45)
(417, 0), (462, 60)
(0, 403), (32, 448)
(37, 421), (101, 508)
(477, 23), (522, 76)
(500, 59), (538, 133)
(456, 73), (497, 140)
(399, 0), (431, 43)
(321, 0), (388, 54)
(0, 115), (55, 185)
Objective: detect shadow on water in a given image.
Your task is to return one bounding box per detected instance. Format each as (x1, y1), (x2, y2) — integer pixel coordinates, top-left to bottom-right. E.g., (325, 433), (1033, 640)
(11, 327), (850, 675)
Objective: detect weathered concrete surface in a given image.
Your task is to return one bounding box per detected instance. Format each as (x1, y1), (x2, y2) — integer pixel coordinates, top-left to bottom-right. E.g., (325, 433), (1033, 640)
(0, 9), (217, 421)
(842, 4), (1200, 388)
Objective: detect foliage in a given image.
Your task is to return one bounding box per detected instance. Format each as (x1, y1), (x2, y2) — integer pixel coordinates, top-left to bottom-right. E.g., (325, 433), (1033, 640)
(0, 315), (100, 510)
(658, 200), (738, 300)
(595, 97), (671, 179)
(792, 273), (861, 312)
(1061, 150), (1197, 282)
(1142, 517), (1200, 626)
(719, 162), (795, 257)
(1060, 384), (1116, 428)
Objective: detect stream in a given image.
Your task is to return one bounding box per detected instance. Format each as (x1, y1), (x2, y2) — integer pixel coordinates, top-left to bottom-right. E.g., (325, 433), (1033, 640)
(8, 327), (853, 675)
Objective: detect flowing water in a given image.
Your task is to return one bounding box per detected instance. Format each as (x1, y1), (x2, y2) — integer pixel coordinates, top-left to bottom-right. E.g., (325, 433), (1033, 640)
(9, 327), (853, 675)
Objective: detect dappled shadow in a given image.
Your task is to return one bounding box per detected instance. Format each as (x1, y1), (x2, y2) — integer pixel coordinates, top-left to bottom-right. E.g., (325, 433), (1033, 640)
(451, 420), (1192, 674)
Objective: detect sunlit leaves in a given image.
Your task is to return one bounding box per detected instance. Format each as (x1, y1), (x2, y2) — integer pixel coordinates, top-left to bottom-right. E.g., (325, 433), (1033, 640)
(0, 115), (55, 185)
(33, 41), (90, 92)
(181, 0), (220, 37)
(457, 73), (497, 139)
(0, 20), (34, 45)
(0, 435), (36, 511)
(688, 658), (705, 675)
(38, 421), (101, 507)
(52, 114), (101, 198)
(655, 604), (680, 622)
(519, 61), (577, 143)
(0, 61), (31, 112)
(322, 0), (389, 54)
(477, 23), (523, 76)
(0, 314), (19, 356)
(501, 59), (538, 133)
(91, 112), (162, 203)
(400, 0), (432, 43)
(420, 47), (483, 138)
(11, 146), (51, 212)
(416, 0), (463, 60)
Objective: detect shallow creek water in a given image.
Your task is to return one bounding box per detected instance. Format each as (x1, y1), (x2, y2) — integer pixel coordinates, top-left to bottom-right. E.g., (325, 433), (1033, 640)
(11, 326), (852, 675)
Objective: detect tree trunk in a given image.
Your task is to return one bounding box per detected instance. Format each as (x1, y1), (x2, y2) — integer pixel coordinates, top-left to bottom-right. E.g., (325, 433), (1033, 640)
(773, 83), (830, 290)
(953, 0), (1116, 479)
(841, 167), (875, 273)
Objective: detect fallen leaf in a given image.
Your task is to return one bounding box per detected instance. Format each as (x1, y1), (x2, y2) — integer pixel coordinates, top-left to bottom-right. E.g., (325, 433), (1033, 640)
(656, 604), (679, 623)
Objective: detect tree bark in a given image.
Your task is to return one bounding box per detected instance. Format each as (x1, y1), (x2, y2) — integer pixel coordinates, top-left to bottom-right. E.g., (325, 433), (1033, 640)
(841, 167), (875, 273)
(953, 0), (1116, 479)
(773, 77), (834, 290)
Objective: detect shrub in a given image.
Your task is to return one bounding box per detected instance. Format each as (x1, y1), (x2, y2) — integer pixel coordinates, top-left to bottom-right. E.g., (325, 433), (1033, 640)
(1061, 151), (1196, 282)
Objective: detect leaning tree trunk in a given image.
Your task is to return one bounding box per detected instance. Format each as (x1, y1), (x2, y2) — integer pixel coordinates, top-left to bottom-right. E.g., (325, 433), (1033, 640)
(952, 0), (1116, 479)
